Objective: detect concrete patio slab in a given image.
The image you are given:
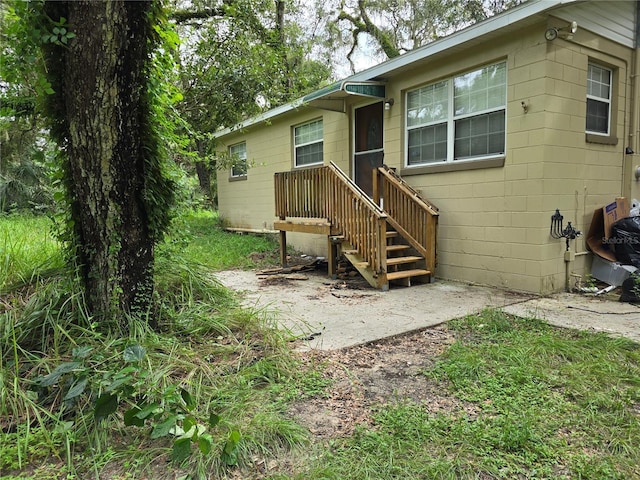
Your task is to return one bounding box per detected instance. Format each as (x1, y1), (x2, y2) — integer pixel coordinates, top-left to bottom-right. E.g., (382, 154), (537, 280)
(214, 269), (640, 350)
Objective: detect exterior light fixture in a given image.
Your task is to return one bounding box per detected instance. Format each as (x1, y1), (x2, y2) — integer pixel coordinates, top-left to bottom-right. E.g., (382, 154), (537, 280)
(551, 209), (582, 292)
(545, 21), (578, 41)
(384, 98), (394, 110)
(550, 209), (581, 251)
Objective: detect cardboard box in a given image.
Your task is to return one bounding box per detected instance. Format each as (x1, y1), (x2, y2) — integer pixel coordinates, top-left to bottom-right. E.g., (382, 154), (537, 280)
(586, 197), (630, 262)
(586, 207), (616, 261)
(603, 197), (629, 239)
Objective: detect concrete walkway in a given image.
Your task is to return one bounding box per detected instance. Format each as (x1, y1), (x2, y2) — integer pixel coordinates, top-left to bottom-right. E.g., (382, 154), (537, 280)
(215, 270), (640, 350)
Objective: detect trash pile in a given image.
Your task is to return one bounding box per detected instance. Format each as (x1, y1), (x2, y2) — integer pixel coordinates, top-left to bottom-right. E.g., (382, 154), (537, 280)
(586, 197), (640, 302)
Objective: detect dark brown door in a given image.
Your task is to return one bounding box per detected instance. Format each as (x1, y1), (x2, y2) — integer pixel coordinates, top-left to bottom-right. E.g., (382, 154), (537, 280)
(354, 102), (384, 197)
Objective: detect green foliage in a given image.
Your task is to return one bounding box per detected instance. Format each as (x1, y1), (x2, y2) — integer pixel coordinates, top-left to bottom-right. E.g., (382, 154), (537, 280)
(0, 0), (51, 112)
(175, 0), (330, 132)
(171, 0), (331, 205)
(163, 210), (280, 271)
(0, 2), (63, 215)
(295, 310), (640, 479)
(141, 5), (186, 243)
(40, 16), (75, 46)
(26, 340), (238, 466)
(0, 213), (306, 478)
(317, 0), (525, 73)
(0, 145), (59, 214)
(0, 214), (63, 291)
(0, 425), (65, 473)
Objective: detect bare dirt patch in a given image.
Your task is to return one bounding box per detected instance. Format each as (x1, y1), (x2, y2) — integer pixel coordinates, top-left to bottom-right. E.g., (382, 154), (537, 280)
(289, 324), (478, 439)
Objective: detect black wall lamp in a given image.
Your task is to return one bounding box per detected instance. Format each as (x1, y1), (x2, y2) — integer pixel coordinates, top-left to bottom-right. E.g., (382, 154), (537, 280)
(551, 209), (582, 292)
(550, 209), (581, 251)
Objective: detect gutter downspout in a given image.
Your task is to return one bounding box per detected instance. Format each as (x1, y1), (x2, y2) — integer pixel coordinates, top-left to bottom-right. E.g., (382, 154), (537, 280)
(632, 1), (640, 155)
(627, 0), (640, 199)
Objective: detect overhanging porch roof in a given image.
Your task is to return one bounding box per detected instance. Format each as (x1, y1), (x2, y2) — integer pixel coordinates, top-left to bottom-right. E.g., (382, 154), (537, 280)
(302, 81), (386, 112)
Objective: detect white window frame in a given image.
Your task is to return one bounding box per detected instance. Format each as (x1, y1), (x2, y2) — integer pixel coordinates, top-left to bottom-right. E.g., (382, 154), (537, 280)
(405, 61), (507, 167)
(586, 63), (612, 136)
(229, 142), (247, 178)
(294, 118), (324, 168)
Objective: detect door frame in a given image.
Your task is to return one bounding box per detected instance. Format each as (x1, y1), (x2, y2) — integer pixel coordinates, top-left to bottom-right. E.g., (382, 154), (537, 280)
(352, 100), (385, 198)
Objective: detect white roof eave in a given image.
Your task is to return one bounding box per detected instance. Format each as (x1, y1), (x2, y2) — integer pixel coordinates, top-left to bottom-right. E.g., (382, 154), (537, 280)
(212, 0), (580, 140)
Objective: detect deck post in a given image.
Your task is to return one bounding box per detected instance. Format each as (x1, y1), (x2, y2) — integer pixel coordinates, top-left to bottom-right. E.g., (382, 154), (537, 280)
(279, 230), (287, 266)
(327, 236), (337, 278)
(372, 168), (380, 207)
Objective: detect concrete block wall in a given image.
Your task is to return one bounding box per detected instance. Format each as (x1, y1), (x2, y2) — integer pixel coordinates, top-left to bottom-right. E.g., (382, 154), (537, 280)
(217, 109), (351, 259)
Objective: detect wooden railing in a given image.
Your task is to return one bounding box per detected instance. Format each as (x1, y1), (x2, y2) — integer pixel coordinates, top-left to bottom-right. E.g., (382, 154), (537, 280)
(373, 165), (439, 273)
(275, 162), (388, 274)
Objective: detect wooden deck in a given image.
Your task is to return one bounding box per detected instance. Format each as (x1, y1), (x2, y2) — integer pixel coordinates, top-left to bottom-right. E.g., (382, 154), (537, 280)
(274, 162), (438, 289)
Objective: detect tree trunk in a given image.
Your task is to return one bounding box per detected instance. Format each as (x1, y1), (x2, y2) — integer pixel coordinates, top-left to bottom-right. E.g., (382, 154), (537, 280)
(194, 139), (213, 207)
(45, 1), (159, 325)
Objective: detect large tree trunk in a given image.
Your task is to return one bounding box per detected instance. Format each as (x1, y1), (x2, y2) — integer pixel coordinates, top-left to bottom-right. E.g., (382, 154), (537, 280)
(45, 1), (159, 324)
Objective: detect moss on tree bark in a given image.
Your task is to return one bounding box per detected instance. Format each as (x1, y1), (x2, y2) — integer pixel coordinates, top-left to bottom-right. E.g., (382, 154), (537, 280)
(42, 0), (171, 327)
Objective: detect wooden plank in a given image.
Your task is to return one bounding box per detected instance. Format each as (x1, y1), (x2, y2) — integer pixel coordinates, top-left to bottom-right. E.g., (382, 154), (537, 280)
(386, 255), (423, 266)
(386, 269), (431, 281)
(386, 244), (411, 253)
(274, 220), (331, 235)
(225, 227), (278, 235)
(258, 262), (319, 275)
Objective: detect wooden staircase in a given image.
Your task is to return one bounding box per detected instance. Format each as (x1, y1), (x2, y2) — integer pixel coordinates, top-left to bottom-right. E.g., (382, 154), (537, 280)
(274, 162), (438, 290)
(341, 225), (431, 288)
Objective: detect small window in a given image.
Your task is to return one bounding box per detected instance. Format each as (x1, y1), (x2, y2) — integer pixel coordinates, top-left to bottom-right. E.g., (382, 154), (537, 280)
(586, 63), (612, 135)
(407, 81), (448, 164)
(294, 119), (323, 167)
(229, 142), (247, 177)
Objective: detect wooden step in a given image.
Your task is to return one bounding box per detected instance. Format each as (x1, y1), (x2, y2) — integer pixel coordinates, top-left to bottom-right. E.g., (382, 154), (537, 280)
(386, 255), (423, 266)
(386, 244), (411, 253)
(386, 231), (399, 238)
(386, 269), (431, 281)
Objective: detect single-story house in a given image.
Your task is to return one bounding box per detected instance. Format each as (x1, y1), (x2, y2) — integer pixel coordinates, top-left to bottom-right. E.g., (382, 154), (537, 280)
(213, 0), (640, 294)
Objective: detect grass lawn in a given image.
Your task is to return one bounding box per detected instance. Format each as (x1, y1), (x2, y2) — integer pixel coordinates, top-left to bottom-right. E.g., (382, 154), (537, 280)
(1, 211), (639, 479)
(292, 311), (640, 479)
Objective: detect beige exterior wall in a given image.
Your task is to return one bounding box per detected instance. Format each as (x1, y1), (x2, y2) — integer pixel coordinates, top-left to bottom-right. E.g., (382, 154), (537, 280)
(216, 108), (352, 254)
(215, 17), (635, 294)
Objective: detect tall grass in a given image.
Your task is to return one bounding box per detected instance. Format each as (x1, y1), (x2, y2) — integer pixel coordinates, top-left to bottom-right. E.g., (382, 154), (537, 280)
(169, 210), (280, 270)
(0, 211), (307, 479)
(0, 214), (64, 291)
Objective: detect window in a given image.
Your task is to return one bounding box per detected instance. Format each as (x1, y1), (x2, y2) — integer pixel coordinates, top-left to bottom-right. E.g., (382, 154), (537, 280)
(407, 81), (448, 164)
(294, 119), (323, 167)
(406, 62), (506, 166)
(229, 142), (247, 177)
(586, 63), (612, 135)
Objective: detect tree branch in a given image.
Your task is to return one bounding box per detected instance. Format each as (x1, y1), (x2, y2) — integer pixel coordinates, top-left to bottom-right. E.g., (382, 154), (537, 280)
(171, 7), (226, 24)
(337, 0), (400, 60)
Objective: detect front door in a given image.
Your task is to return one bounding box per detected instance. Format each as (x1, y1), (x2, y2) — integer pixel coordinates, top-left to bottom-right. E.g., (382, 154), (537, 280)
(354, 102), (384, 198)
